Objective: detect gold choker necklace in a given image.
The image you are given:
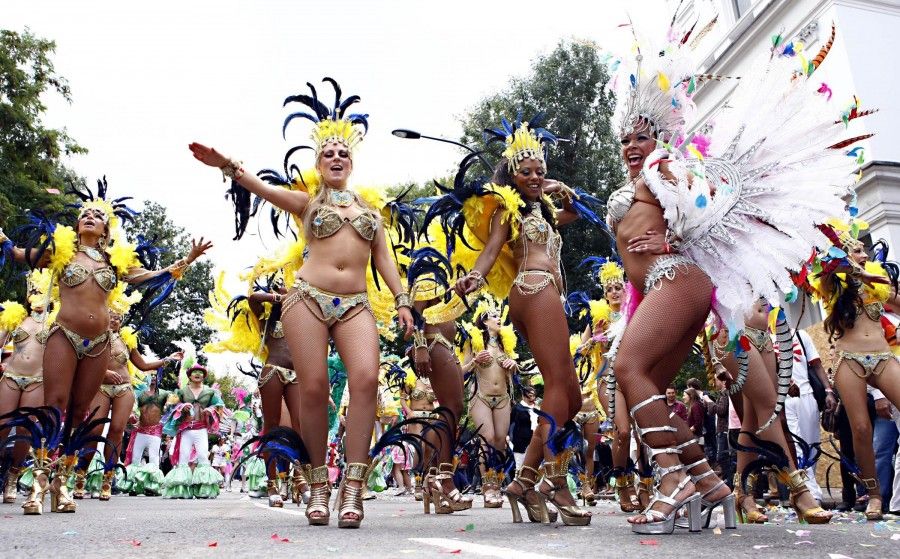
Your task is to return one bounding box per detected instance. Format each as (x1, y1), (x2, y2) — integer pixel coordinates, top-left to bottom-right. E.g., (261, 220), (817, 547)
(79, 245), (105, 262)
(329, 189), (354, 208)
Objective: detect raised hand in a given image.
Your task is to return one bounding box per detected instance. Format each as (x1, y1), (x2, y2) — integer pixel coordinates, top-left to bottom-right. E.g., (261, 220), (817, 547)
(188, 143), (231, 168)
(187, 237), (214, 262)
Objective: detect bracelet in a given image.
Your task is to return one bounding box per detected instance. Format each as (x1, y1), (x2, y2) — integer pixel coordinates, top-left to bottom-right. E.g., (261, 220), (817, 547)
(394, 292), (412, 310)
(170, 257), (191, 280)
(273, 293), (283, 304)
(220, 159), (245, 181)
(413, 330), (427, 350)
(466, 269), (485, 290)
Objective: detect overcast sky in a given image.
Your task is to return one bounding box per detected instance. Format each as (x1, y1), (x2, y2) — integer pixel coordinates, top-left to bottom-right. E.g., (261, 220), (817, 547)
(5, 0), (670, 375)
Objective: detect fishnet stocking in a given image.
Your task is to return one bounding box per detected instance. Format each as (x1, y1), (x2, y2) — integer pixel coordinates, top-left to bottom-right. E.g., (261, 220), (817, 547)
(426, 342), (464, 466)
(614, 267), (721, 510)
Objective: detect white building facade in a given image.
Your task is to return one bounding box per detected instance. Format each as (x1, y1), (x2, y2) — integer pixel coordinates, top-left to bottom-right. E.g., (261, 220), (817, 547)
(676, 0), (900, 326)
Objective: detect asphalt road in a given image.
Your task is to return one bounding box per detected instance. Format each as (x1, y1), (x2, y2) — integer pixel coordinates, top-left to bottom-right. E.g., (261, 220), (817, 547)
(1, 490), (898, 558)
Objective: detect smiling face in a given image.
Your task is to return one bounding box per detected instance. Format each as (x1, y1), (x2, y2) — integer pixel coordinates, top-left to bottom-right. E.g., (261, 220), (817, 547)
(620, 120), (656, 179)
(316, 142), (353, 188)
(109, 312), (122, 330)
(190, 369), (206, 383)
(512, 158), (546, 202)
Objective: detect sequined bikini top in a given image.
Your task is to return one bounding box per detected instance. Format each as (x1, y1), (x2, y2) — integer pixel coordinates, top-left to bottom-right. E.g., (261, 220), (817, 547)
(521, 213), (557, 245)
(606, 179), (636, 227)
(409, 387), (436, 403)
(10, 323), (49, 346)
(310, 206), (377, 241)
(61, 262), (117, 292)
(110, 333), (129, 365)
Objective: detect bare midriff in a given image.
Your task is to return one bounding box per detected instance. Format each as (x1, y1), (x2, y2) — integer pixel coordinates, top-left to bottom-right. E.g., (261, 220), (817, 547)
(295, 212), (373, 294)
(3, 317), (44, 376)
(56, 252), (112, 337)
(614, 178), (668, 289)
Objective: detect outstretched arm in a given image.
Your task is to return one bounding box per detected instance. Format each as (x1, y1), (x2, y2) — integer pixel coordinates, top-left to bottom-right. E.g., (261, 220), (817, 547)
(131, 349), (182, 372)
(188, 143), (309, 216)
(124, 238), (213, 284)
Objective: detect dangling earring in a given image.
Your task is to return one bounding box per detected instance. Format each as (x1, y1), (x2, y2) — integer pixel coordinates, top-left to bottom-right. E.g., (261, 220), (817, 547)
(98, 235), (108, 250)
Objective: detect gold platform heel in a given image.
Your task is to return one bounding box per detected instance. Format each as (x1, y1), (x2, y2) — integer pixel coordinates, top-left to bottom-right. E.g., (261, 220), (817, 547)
(538, 450), (591, 526)
(778, 468), (832, 524)
(4, 468), (19, 504)
(335, 462), (368, 529)
(504, 466), (551, 523)
(432, 462), (473, 513)
(861, 478), (883, 521)
(734, 472), (767, 524)
(72, 469), (86, 499)
(483, 468), (502, 509)
(303, 465), (331, 526)
(22, 460), (49, 516)
(291, 465), (309, 504)
(50, 455), (77, 513)
(99, 470), (114, 501)
(414, 473), (424, 502)
(613, 470), (641, 512)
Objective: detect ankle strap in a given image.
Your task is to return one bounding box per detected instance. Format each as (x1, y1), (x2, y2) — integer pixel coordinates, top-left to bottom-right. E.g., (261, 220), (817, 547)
(344, 462), (370, 482)
(303, 464), (329, 485)
(515, 465), (541, 486)
(860, 477), (879, 491)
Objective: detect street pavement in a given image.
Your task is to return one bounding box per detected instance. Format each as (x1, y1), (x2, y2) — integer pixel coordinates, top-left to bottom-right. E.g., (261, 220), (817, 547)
(1, 490), (898, 558)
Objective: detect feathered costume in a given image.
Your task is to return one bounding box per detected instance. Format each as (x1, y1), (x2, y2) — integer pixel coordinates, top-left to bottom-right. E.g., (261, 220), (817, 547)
(603, 19), (874, 432)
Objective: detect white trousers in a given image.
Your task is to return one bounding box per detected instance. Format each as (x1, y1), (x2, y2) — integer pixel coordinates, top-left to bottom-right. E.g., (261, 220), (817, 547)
(178, 428), (210, 466)
(132, 433), (161, 466)
(785, 393), (823, 501)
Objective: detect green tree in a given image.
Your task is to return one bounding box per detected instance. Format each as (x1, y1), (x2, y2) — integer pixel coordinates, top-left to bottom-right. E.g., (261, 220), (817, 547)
(125, 201), (215, 360)
(459, 40), (623, 304)
(0, 28), (85, 299)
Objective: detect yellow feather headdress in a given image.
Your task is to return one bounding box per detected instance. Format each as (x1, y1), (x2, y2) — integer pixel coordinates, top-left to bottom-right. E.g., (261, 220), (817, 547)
(282, 78), (368, 158)
(483, 115), (558, 174)
(599, 261), (625, 290)
(0, 301), (28, 332)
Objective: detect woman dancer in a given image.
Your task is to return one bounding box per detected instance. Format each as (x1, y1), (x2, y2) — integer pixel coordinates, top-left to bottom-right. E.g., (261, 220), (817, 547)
(452, 116), (591, 526)
(76, 305), (181, 501)
(162, 363), (225, 499)
(605, 20), (870, 533)
(189, 78), (414, 528)
(0, 180), (211, 513)
(0, 270), (54, 509)
(811, 219), (900, 521)
(460, 298), (518, 508)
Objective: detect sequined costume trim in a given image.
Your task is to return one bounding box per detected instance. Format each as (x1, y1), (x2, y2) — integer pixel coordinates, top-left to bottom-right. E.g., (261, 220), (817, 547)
(258, 364), (297, 388)
(282, 278), (372, 325)
(100, 382), (132, 399)
(643, 254), (695, 294)
(1, 371), (43, 392)
(48, 323), (109, 359)
(425, 332), (454, 352)
(310, 206), (377, 241)
(410, 409), (435, 419)
(835, 350), (893, 379)
(859, 301), (884, 322)
(409, 388), (436, 404)
(475, 392), (510, 410)
(575, 410), (601, 425)
(513, 270), (559, 297)
(743, 326), (773, 353)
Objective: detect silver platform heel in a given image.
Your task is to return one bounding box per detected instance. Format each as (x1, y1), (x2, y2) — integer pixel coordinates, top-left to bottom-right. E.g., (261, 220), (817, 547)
(675, 451), (737, 530)
(628, 395), (702, 535)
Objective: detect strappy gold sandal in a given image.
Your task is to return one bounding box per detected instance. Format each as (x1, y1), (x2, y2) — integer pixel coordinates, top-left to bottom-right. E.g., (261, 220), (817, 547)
(861, 478), (883, 521)
(538, 451), (591, 526)
(267, 479), (284, 507)
(734, 472), (767, 524)
(613, 470), (641, 512)
(414, 473), (424, 502)
(72, 469), (87, 500)
(778, 468), (832, 524)
(303, 465), (330, 526)
(21, 466), (48, 515)
(50, 455), (77, 513)
(505, 465), (554, 523)
(99, 471), (114, 501)
(483, 469), (503, 508)
(425, 463), (473, 514)
(335, 462), (368, 529)
(4, 468), (19, 504)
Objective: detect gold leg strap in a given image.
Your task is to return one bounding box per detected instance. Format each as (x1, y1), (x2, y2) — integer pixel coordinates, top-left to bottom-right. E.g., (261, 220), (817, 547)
(303, 464), (329, 485)
(344, 462), (370, 483)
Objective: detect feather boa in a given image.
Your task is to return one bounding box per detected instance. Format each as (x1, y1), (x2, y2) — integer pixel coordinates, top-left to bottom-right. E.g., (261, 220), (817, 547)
(0, 302), (27, 331)
(460, 184), (524, 299)
(47, 225), (77, 275)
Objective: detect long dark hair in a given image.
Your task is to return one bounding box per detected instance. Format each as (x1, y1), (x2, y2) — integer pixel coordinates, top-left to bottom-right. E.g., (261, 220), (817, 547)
(822, 274), (860, 342)
(492, 158), (557, 231)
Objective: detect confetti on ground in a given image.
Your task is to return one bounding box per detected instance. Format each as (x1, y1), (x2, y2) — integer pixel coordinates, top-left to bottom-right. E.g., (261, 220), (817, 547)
(828, 554), (855, 559)
(62, 531), (78, 536)
(208, 542), (218, 548)
(270, 533), (290, 543)
(639, 540), (658, 546)
(892, 534), (900, 540)
(859, 544), (876, 547)
(713, 527), (722, 535)
(129, 540), (142, 547)
(440, 550), (461, 555)
(795, 541), (813, 545)
(753, 545), (771, 549)
(795, 529), (811, 537)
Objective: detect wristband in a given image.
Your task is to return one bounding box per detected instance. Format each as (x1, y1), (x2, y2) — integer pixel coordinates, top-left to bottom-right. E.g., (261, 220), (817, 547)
(466, 269), (485, 290)
(394, 292), (412, 310)
(273, 293), (283, 304)
(413, 330), (427, 350)
(220, 159), (245, 181)
(170, 257), (190, 280)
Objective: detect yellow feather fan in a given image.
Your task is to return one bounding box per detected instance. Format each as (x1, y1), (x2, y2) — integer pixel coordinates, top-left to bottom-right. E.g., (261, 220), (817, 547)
(241, 238), (306, 290)
(119, 326), (139, 351)
(106, 230), (140, 275)
(460, 185), (522, 299)
(586, 299), (613, 328)
(107, 282), (142, 314)
(811, 260), (891, 311)
(0, 302), (28, 332)
(499, 325), (518, 359)
(203, 271), (266, 360)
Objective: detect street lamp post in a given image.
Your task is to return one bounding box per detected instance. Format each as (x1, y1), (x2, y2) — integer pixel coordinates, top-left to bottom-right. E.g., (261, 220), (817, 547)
(391, 129), (494, 172)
